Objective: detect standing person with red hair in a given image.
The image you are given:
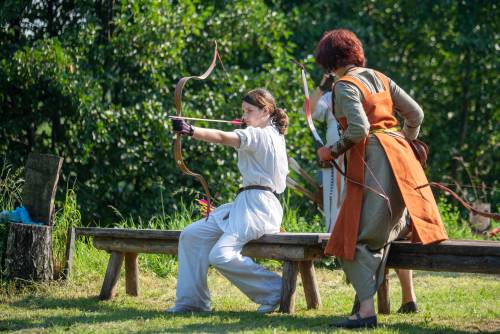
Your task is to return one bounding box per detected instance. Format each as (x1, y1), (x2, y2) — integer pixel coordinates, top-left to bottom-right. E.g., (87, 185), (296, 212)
(315, 29), (447, 329)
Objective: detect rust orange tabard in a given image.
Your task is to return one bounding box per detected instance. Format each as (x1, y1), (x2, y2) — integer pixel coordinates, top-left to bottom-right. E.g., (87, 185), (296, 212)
(325, 71), (447, 260)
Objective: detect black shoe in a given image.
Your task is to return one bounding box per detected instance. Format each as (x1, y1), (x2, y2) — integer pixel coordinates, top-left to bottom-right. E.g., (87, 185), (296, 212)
(329, 312), (378, 329)
(350, 295), (360, 315)
(397, 301), (419, 314)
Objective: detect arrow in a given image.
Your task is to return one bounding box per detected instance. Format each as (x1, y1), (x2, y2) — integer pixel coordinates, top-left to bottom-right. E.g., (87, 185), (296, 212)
(168, 115), (242, 126)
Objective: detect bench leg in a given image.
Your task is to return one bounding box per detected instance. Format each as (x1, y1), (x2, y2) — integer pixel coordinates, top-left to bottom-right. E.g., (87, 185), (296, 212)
(99, 251), (124, 300)
(279, 261), (299, 313)
(125, 253), (139, 296)
(377, 268), (390, 314)
(299, 260), (321, 309)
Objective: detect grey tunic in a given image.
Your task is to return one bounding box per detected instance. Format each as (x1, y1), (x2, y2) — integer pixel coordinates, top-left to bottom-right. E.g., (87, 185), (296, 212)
(333, 68), (422, 301)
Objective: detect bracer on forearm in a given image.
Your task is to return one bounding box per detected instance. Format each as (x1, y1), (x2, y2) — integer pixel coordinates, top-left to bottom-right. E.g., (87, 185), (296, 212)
(330, 138), (355, 158)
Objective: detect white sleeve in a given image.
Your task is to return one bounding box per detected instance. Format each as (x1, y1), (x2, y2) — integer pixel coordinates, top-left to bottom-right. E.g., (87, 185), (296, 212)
(312, 92), (333, 122)
(234, 126), (264, 152)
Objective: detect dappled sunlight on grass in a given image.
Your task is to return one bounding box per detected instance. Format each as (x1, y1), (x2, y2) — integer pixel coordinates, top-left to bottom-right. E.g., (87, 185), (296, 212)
(1, 266), (499, 333)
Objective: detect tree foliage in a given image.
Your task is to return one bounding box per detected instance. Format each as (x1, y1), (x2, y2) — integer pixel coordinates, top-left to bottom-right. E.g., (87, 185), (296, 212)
(0, 0), (498, 223)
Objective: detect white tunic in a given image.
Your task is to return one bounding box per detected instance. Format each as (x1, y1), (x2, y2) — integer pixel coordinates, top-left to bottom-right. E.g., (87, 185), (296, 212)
(207, 125), (288, 241)
(312, 92), (344, 232)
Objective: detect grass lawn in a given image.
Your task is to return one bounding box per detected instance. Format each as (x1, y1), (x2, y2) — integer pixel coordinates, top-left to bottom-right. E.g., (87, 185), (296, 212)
(1, 263), (499, 333)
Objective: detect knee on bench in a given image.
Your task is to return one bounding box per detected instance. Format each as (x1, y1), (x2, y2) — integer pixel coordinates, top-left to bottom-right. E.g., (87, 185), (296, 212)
(208, 247), (238, 268)
(179, 227), (201, 245)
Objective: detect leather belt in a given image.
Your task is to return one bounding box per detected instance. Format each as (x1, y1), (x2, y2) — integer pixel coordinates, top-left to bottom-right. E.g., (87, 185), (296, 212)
(236, 185), (278, 198)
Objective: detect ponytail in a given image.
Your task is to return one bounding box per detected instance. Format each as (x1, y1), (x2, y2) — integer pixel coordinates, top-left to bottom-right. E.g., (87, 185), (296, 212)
(271, 108), (288, 135)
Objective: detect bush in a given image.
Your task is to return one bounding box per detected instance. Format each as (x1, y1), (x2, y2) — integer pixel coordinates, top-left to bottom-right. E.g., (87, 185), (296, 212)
(437, 196), (479, 240)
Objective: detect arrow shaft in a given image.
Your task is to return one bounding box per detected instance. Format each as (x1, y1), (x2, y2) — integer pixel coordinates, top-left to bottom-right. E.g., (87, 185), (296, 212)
(169, 115), (240, 124)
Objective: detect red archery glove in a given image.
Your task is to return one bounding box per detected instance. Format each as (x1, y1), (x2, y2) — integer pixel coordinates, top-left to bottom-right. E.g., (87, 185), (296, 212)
(172, 118), (194, 136)
(317, 146), (334, 162)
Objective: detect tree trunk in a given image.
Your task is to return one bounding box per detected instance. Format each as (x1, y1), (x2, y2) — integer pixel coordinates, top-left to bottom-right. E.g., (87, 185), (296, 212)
(5, 223), (53, 282)
(4, 153), (63, 283)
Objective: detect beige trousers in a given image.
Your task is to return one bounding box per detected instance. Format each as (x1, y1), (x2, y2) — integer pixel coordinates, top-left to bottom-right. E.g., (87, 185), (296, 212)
(338, 137), (407, 301)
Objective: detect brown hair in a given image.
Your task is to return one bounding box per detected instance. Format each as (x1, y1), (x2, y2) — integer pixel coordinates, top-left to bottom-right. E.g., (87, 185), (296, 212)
(315, 29), (366, 71)
(242, 88), (288, 135)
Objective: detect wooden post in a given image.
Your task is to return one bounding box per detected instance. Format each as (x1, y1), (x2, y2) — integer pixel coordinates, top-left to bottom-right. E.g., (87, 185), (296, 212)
(5, 223), (53, 282)
(299, 260), (321, 309)
(279, 261), (299, 313)
(469, 202), (490, 232)
(377, 268), (390, 314)
(99, 252), (123, 300)
(125, 253), (139, 296)
(4, 153), (63, 282)
(63, 227), (76, 280)
(21, 153), (63, 226)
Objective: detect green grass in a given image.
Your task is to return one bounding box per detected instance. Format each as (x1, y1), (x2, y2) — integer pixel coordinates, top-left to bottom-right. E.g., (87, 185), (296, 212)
(0, 260), (499, 333)
(1, 164), (499, 332)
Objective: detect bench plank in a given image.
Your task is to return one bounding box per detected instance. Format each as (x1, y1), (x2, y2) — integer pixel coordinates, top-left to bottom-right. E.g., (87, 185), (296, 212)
(77, 228), (181, 241)
(93, 237), (325, 261)
(387, 253), (500, 274)
(77, 228), (329, 245)
(388, 240), (500, 257)
(93, 238), (178, 255)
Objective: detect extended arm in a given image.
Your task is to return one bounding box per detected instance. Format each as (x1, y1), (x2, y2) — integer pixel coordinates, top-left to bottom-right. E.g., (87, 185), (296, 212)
(171, 118), (240, 148)
(192, 127), (240, 148)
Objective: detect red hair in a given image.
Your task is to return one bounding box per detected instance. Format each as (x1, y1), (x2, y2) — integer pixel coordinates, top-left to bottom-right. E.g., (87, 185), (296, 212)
(315, 29), (366, 71)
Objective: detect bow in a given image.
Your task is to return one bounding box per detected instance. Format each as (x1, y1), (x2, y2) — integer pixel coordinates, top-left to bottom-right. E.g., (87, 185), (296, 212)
(415, 182), (500, 220)
(174, 41), (225, 218)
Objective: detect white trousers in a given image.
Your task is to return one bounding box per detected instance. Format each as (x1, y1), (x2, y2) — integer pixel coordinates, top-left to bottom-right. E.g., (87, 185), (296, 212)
(174, 216), (282, 311)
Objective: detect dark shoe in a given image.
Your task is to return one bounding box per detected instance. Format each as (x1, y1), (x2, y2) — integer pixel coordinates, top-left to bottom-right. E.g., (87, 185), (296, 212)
(397, 301), (419, 314)
(165, 305), (211, 314)
(350, 295), (360, 315)
(329, 312), (378, 329)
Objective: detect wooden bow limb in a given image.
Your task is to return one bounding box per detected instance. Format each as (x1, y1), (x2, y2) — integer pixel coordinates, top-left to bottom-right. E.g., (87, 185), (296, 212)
(174, 41), (225, 219)
(416, 182), (500, 220)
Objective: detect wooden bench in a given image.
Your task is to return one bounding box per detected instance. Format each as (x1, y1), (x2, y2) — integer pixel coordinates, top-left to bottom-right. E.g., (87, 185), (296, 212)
(73, 228), (329, 313)
(71, 227), (500, 314)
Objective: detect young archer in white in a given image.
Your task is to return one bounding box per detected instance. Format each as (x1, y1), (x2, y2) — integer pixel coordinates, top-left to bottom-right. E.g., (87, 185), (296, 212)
(169, 88), (289, 314)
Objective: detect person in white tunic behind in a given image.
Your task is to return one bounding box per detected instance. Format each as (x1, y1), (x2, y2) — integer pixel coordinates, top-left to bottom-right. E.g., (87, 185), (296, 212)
(308, 73), (344, 233)
(169, 88), (289, 314)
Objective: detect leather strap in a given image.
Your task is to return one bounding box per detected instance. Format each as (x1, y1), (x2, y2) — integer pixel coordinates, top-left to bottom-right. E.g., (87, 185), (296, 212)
(236, 185), (278, 198)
